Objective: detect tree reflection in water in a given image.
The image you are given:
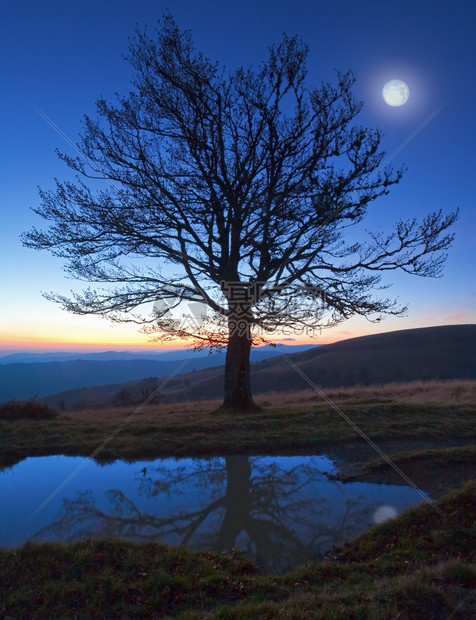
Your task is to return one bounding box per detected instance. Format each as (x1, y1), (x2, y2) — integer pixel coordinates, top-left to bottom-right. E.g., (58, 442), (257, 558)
(33, 455), (377, 573)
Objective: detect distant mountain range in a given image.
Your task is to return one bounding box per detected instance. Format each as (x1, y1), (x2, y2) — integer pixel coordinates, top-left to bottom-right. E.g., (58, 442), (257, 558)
(0, 349), (220, 364)
(33, 324), (476, 411)
(0, 344), (313, 403)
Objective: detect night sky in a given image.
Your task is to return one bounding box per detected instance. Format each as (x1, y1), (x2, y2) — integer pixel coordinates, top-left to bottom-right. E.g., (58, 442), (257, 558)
(1, 0), (475, 352)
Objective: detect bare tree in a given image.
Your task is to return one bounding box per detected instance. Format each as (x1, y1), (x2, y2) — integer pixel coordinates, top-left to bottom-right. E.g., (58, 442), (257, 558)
(22, 14), (457, 411)
(116, 388), (133, 407)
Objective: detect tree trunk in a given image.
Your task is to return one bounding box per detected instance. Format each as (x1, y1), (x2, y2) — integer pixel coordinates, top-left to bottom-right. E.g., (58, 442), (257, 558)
(214, 456), (252, 550)
(222, 313), (261, 411)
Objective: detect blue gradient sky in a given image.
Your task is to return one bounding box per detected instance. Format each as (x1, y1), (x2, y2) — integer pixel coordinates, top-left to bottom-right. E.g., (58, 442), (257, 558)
(1, 0), (475, 352)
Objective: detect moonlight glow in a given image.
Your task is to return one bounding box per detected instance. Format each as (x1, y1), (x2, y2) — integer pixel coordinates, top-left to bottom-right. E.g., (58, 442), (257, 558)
(382, 79), (410, 106)
(373, 505), (398, 524)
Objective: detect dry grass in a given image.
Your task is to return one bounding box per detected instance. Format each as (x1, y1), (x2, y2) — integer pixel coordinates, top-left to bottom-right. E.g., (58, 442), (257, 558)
(66, 379), (475, 425)
(2, 379), (474, 473)
(67, 397), (223, 424)
(257, 379), (476, 409)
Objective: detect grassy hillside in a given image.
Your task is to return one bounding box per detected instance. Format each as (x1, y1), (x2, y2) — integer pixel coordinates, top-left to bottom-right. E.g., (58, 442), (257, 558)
(1, 378), (474, 619)
(41, 324), (476, 410)
(2, 380), (475, 498)
(1, 481), (474, 618)
(253, 323), (476, 389)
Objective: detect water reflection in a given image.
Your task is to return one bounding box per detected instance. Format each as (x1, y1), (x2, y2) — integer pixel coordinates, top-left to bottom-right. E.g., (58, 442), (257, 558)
(1, 454), (427, 573)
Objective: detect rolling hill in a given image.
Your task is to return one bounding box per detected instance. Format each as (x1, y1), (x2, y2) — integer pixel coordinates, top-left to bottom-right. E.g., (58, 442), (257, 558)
(0, 345), (312, 403)
(39, 324), (476, 410)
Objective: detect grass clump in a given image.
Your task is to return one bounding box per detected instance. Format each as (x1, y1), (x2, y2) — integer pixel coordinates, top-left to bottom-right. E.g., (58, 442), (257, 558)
(0, 399), (58, 421)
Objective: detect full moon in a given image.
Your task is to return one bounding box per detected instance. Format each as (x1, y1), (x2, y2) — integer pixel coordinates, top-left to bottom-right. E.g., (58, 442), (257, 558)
(382, 79), (410, 106)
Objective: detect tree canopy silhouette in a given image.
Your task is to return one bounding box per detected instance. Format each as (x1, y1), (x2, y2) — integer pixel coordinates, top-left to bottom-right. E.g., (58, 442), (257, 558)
(23, 14), (457, 410)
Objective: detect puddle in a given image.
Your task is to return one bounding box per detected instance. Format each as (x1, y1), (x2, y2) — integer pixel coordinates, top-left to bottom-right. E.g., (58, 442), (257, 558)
(0, 454), (429, 573)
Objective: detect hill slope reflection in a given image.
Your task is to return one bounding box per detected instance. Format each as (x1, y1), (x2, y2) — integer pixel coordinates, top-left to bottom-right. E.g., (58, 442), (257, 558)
(3, 455), (427, 573)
